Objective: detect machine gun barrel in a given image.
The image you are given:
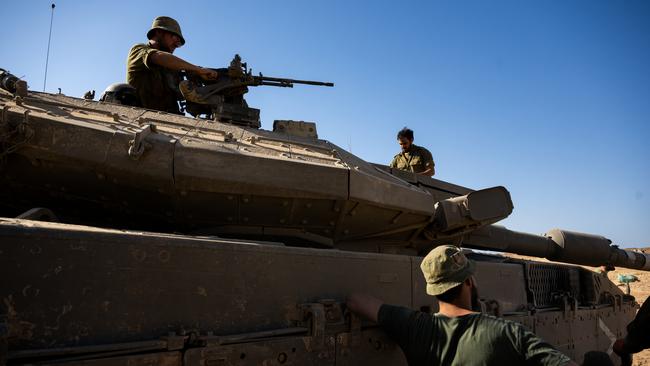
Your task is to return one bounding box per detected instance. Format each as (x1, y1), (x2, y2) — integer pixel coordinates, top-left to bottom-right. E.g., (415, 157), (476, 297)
(258, 81), (293, 88)
(255, 76), (334, 87)
(463, 225), (650, 271)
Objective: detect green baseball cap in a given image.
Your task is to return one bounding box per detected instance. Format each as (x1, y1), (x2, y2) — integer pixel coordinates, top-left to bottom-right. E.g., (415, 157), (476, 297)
(420, 245), (475, 296)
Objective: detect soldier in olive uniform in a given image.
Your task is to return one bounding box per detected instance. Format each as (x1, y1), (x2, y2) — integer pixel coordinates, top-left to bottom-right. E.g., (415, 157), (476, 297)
(613, 296), (650, 366)
(347, 246), (575, 366)
(127, 16), (219, 114)
(389, 127), (435, 176)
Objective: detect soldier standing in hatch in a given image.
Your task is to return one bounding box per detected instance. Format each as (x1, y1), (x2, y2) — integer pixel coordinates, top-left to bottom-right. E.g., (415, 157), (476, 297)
(127, 16), (219, 114)
(389, 127), (435, 176)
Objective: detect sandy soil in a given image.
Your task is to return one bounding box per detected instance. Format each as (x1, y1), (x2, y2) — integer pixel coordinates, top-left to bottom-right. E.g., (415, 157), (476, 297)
(505, 247), (650, 365)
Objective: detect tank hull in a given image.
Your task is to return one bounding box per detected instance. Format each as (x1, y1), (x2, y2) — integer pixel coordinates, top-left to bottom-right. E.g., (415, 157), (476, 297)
(0, 218), (635, 365)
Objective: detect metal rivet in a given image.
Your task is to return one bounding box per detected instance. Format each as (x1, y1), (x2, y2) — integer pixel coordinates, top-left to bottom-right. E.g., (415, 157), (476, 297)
(277, 352), (287, 364)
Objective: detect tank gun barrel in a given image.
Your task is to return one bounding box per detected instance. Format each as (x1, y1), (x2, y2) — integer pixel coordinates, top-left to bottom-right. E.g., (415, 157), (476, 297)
(464, 225), (650, 271)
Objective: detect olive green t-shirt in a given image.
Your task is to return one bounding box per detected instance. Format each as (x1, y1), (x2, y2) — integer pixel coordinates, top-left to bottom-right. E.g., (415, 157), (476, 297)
(390, 144), (434, 174)
(126, 43), (181, 114)
(378, 305), (571, 366)
(623, 296), (650, 353)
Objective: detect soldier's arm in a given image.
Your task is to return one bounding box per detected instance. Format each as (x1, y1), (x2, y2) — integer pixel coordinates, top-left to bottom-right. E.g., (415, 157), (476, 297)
(418, 166), (434, 177)
(419, 149), (435, 177)
(148, 51), (218, 80)
(513, 322), (576, 366)
(346, 293), (383, 322)
(389, 156), (398, 169)
(615, 296), (650, 356)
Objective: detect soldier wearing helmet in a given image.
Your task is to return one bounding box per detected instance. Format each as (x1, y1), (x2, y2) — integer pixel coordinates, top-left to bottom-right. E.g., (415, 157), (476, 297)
(99, 83), (139, 106)
(126, 16), (218, 114)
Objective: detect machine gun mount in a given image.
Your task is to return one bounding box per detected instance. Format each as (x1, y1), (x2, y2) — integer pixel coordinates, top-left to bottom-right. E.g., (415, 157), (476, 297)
(180, 55), (334, 127)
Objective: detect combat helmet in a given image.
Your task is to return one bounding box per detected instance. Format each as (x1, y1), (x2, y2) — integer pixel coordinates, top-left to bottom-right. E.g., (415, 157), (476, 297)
(99, 83), (140, 107)
(147, 16), (185, 45)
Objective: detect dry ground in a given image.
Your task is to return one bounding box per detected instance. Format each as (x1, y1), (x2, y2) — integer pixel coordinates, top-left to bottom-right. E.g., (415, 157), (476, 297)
(505, 247), (650, 366)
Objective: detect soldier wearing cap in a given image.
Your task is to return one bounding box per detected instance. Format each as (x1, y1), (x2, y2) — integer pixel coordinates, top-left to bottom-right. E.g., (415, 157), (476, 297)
(389, 127), (435, 177)
(347, 245), (575, 365)
(126, 16), (218, 114)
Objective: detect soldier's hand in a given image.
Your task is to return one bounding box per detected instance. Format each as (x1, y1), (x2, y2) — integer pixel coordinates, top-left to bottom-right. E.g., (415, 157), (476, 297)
(613, 339), (633, 366)
(613, 339), (625, 354)
(195, 67), (219, 80)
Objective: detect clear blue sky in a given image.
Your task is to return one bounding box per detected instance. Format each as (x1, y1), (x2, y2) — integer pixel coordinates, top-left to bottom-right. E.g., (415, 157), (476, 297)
(3, 0), (649, 247)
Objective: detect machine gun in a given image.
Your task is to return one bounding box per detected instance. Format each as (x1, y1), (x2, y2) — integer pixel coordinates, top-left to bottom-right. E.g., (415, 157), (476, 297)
(180, 54), (333, 127)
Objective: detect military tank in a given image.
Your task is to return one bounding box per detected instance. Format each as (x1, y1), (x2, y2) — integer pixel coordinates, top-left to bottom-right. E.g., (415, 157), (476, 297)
(0, 61), (648, 365)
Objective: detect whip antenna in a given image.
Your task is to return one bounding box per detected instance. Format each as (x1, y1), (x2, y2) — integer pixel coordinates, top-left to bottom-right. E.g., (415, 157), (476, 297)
(43, 3), (56, 92)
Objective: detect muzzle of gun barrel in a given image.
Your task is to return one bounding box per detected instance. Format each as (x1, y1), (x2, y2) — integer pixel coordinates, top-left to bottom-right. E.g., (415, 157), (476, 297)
(423, 186), (514, 240)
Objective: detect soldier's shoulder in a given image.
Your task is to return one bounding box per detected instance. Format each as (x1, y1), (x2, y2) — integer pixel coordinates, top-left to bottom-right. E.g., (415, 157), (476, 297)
(413, 144), (432, 154)
(129, 43), (152, 53)
(477, 313), (508, 323)
(472, 313), (521, 332)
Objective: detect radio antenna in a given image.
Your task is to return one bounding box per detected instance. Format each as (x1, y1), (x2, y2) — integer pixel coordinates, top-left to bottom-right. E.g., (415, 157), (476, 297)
(43, 3), (56, 92)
